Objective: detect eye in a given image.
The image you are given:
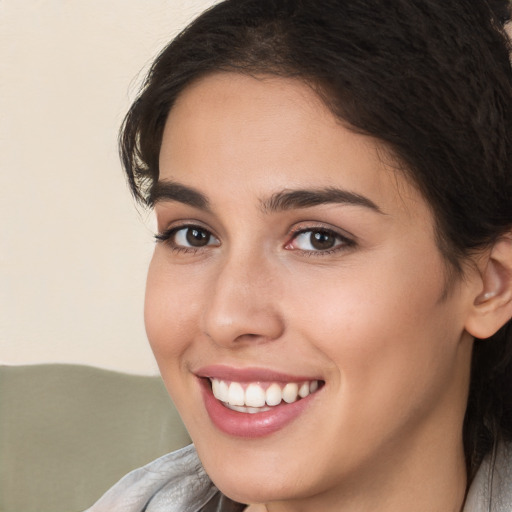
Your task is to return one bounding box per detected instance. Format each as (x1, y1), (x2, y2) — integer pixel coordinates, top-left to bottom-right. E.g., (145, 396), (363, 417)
(155, 225), (220, 250)
(174, 226), (216, 247)
(286, 228), (352, 253)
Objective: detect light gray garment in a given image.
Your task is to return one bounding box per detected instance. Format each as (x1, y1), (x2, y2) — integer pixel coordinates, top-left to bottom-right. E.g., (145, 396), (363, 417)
(464, 442), (512, 512)
(85, 442), (512, 511)
(84, 444), (244, 512)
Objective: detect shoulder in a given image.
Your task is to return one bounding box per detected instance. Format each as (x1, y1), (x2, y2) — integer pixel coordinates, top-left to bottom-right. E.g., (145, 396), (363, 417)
(84, 444), (220, 512)
(464, 441), (512, 512)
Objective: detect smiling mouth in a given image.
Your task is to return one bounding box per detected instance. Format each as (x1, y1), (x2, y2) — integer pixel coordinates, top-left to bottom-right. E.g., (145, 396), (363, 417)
(209, 378), (324, 414)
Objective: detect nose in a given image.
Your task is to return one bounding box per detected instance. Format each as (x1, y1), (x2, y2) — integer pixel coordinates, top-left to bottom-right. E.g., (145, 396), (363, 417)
(201, 252), (285, 347)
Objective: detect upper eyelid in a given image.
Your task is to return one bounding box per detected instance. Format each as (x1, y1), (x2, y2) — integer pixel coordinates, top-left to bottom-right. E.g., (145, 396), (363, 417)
(291, 228), (348, 240)
(156, 220), (216, 236)
(154, 225), (221, 253)
(154, 205), (355, 234)
(154, 224), (218, 245)
(288, 222), (355, 241)
(155, 220), (356, 247)
(286, 225), (357, 254)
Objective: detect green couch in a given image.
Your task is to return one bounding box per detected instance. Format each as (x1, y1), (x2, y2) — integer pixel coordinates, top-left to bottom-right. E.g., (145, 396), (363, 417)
(0, 364), (190, 512)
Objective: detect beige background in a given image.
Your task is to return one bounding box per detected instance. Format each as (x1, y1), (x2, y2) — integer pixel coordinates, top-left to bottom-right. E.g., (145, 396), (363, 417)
(0, 0), (218, 374)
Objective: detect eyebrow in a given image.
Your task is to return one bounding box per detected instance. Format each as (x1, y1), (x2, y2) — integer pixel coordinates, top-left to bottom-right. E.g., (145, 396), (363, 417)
(150, 180), (383, 214)
(262, 188), (384, 214)
(149, 180), (210, 210)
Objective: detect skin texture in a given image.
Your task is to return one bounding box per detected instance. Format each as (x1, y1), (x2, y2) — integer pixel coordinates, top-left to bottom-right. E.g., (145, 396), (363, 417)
(145, 73), (485, 511)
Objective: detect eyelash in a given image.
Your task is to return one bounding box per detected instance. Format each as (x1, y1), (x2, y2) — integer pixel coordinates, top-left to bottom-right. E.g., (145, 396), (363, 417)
(285, 226), (355, 256)
(154, 224), (355, 256)
(154, 224), (219, 254)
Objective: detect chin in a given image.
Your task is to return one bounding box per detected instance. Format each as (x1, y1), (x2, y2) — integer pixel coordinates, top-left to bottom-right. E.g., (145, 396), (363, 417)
(192, 434), (323, 506)
(207, 469), (295, 506)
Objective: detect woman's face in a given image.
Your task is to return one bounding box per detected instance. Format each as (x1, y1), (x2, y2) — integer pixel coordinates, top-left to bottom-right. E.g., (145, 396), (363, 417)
(146, 73), (475, 507)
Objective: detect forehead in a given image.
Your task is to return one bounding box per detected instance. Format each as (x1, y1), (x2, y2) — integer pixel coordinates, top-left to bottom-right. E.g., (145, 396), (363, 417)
(159, 72), (427, 219)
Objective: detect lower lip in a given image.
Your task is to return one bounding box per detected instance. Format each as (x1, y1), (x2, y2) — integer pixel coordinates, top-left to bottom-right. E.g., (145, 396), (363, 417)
(199, 379), (319, 438)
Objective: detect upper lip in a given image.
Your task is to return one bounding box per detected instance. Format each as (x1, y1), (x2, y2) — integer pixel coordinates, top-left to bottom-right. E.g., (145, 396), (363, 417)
(194, 364), (323, 383)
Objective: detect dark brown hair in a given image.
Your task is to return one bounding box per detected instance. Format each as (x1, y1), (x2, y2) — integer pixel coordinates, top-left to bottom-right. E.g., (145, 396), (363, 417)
(120, 0), (512, 478)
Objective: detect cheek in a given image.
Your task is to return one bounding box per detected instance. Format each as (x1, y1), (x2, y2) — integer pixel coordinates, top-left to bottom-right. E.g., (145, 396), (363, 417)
(144, 254), (202, 362)
(144, 255), (207, 421)
(291, 250), (447, 344)
(288, 251), (458, 409)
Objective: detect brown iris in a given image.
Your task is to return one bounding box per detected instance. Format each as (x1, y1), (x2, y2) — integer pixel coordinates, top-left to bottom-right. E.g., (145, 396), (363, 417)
(185, 228), (210, 247)
(310, 230), (337, 250)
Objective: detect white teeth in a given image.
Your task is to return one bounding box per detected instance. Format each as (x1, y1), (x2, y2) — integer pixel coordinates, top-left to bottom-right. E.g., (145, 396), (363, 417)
(298, 382), (310, 398)
(227, 382), (245, 406)
(265, 383), (282, 406)
(227, 404), (271, 414)
(211, 378), (220, 397)
(212, 380), (229, 402)
(282, 382), (299, 403)
(245, 383), (267, 407)
(209, 378), (321, 410)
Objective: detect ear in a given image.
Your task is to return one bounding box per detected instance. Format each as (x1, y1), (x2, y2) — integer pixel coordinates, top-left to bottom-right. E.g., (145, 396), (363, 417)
(465, 235), (512, 339)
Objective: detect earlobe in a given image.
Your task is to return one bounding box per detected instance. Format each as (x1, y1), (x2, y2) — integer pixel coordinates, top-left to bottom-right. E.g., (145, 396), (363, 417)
(465, 236), (512, 339)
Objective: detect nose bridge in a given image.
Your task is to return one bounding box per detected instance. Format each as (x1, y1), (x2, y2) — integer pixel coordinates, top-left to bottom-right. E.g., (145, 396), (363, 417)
(201, 246), (284, 346)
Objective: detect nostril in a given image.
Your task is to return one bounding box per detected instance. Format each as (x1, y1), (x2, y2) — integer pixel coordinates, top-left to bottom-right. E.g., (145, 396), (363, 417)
(233, 332), (269, 343)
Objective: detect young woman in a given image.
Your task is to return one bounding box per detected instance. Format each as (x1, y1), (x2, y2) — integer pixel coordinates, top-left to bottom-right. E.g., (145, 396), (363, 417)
(87, 1), (512, 510)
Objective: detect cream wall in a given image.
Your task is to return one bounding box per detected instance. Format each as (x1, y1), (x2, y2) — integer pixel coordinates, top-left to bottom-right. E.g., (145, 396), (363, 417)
(0, 0), (218, 374)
